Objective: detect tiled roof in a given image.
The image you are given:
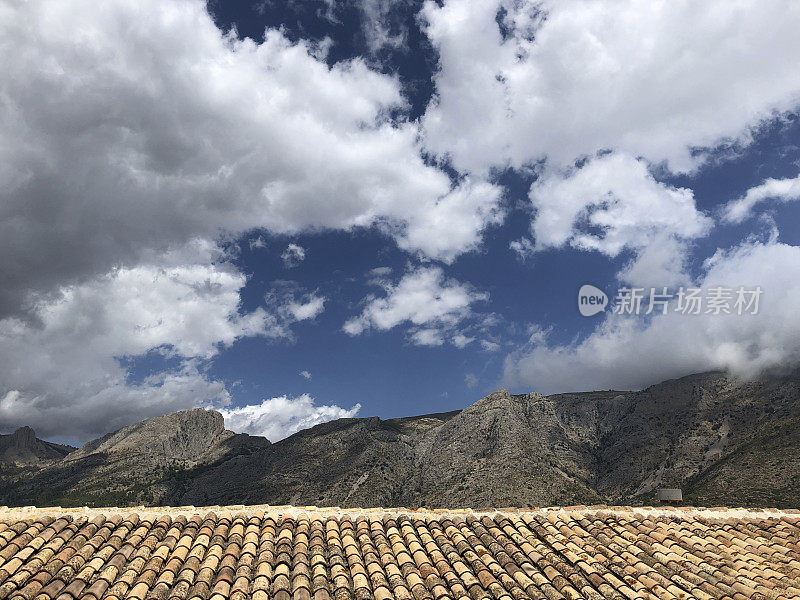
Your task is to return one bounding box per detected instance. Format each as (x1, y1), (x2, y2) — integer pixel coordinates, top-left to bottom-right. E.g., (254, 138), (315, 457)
(0, 505), (798, 600)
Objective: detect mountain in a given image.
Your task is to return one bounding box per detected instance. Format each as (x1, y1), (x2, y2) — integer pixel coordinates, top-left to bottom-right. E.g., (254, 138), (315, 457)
(0, 409), (268, 507)
(0, 426), (73, 465)
(1, 370), (799, 508)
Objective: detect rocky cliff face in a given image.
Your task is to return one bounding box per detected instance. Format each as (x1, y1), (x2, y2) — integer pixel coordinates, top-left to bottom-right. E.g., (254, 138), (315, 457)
(0, 408), (268, 507)
(0, 426), (73, 465)
(405, 390), (602, 507)
(160, 371), (800, 508)
(2, 370), (800, 508)
(592, 371), (800, 506)
(67, 408), (230, 465)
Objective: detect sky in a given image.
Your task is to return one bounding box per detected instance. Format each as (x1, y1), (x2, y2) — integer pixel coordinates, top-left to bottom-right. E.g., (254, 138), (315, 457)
(2, 0), (800, 444)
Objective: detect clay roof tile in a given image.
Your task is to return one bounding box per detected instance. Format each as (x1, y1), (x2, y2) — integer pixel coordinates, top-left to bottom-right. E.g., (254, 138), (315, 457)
(0, 506), (793, 600)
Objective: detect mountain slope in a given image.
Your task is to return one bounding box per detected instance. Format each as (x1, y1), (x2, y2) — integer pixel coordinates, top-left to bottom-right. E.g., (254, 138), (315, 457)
(0, 426), (74, 465)
(164, 370), (800, 508)
(2, 370), (800, 508)
(593, 371), (800, 503)
(0, 409), (268, 506)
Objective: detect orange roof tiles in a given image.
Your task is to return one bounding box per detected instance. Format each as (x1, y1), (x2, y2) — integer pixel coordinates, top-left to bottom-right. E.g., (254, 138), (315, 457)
(0, 505), (797, 600)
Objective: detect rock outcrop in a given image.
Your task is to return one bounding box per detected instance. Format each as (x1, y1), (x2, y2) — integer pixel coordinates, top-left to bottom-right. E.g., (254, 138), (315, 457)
(2, 370), (800, 508)
(67, 408), (230, 465)
(0, 426), (73, 465)
(0, 408), (268, 507)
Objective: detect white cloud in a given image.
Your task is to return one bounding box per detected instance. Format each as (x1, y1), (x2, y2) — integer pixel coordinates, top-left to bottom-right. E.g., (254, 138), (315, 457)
(369, 266), (393, 277)
(723, 171), (800, 223)
(480, 340), (501, 352)
(617, 235), (693, 289)
(409, 328), (445, 346)
(452, 333), (475, 348)
(0, 0), (502, 318)
(504, 238), (800, 394)
(509, 238), (535, 261)
(281, 244), (306, 268)
(262, 284), (327, 332)
(419, 0), (799, 325)
(342, 266), (488, 345)
(524, 153), (710, 290)
(249, 237), (267, 250)
(287, 295), (326, 321)
(525, 324), (551, 345)
(389, 178), (505, 263)
(464, 373), (478, 388)
(299, 370), (312, 380)
(529, 154), (712, 256)
(218, 394), (361, 441)
(356, 0), (410, 53)
(0, 366), (230, 443)
(420, 0), (800, 174)
(0, 253), (289, 441)
(0, 239), (339, 441)
(6, 0), (800, 439)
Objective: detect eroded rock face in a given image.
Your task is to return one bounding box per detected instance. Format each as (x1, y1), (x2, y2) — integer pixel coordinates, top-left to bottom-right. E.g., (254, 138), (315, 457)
(409, 390), (602, 508)
(0, 408), (267, 507)
(169, 370), (800, 509)
(69, 408), (227, 464)
(0, 426), (73, 465)
(3, 370), (800, 508)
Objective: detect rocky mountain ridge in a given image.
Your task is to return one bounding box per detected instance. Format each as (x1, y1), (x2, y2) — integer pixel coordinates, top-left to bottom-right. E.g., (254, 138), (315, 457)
(1, 370), (799, 508)
(0, 426), (74, 465)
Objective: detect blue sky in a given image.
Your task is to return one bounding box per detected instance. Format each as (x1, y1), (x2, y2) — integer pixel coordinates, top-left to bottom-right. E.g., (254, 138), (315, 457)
(2, 0), (800, 443)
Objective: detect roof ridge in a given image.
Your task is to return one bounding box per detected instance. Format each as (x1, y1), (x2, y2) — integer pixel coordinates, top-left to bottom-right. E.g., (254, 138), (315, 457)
(0, 503), (797, 521)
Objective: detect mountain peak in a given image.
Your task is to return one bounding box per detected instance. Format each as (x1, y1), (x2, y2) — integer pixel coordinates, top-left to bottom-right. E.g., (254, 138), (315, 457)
(463, 389), (546, 415)
(71, 408), (228, 462)
(4, 371), (800, 509)
(0, 425), (72, 465)
(10, 425), (36, 443)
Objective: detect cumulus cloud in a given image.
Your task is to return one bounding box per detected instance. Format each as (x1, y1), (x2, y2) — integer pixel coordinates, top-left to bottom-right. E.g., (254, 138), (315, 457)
(218, 394), (361, 441)
(452, 333), (475, 348)
(409, 328), (445, 347)
(0, 0), (502, 318)
(464, 373), (478, 388)
(723, 171), (800, 223)
(6, 0), (800, 439)
(420, 0), (800, 174)
(343, 266), (488, 345)
(0, 233), (342, 441)
(418, 0), (800, 350)
(356, 0), (411, 53)
(523, 153), (711, 289)
(529, 154), (712, 256)
(389, 179), (505, 262)
(281, 244), (306, 268)
(0, 252), (285, 441)
(480, 340), (501, 352)
(0, 0), (508, 441)
(265, 283), (327, 327)
(617, 235), (694, 290)
(0, 367), (230, 443)
(299, 370), (312, 380)
(504, 238), (800, 394)
(287, 296), (326, 321)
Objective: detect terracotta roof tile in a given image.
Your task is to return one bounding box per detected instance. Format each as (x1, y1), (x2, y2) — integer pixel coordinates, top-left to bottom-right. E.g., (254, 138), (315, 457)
(0, 506), (796, 599)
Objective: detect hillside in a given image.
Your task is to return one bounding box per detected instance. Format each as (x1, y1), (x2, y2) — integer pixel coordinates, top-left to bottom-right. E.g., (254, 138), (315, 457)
(0, 426), (74, 465)
(1, 370), (799, 508)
